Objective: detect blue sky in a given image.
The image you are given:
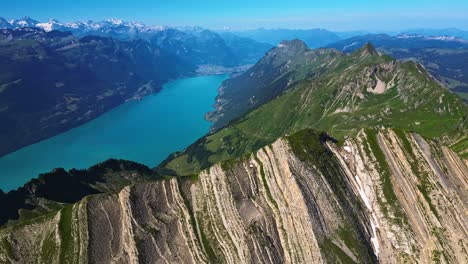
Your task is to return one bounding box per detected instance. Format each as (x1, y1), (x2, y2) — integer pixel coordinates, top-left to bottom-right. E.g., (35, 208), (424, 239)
(3, 0), (468, 30)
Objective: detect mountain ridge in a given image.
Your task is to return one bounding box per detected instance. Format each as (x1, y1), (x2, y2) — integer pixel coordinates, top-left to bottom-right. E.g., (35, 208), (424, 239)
(326, 34), (468, 101)
(0, 42), (467, 263)
(164, 43), (467, 177)
(0, 127), (466, 263)
(207, 39), (345, 129)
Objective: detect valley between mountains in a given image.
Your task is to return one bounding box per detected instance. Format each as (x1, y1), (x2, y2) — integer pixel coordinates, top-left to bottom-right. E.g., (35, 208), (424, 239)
(0, 26), (271, 157)
(0, 40), (467, 264)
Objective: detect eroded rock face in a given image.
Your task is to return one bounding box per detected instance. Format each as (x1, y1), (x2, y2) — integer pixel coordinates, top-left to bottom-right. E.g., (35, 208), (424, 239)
(0, 129), (466, 263)
(330, 129), (468, 263)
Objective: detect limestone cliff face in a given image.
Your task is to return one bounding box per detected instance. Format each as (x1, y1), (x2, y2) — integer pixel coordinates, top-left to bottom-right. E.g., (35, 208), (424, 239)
(0, 129), (466, 263)
(330, 129), (467, 263)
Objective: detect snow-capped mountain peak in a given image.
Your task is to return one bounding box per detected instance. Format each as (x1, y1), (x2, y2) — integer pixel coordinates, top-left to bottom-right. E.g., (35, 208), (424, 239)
(0, 16), (169, 38)
(0, 17), (11, 29)
(10, 16), (40, 28)
(105, 18), (124, 25)
(396, 33), (467, 43)
(36, 19), (64, 32)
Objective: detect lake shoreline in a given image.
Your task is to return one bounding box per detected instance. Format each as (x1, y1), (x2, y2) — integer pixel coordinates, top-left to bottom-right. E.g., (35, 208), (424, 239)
(0, 75), (229, 192)
(0, 63), (249, 159)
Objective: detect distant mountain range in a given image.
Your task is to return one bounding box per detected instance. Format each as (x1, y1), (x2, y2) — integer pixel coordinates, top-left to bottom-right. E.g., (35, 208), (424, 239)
(0, 16), (167, 39)
(223, 27), (468, 48)
(401, 28), (468, 40)
(225, 28), (342, 48)
(0, 17), (273, 66)
(328, 33), (468, 50)
(3, 17), (467, 45)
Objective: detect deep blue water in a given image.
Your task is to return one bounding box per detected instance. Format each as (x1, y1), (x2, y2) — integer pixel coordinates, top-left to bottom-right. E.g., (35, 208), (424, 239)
(0, 74), (227, 192)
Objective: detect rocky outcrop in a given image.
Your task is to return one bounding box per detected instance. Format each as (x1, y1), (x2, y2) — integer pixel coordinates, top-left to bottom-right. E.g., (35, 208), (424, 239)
(326, 34), (468, 98)
(0, 129), (466, 263)
(330, 129), (467, 263)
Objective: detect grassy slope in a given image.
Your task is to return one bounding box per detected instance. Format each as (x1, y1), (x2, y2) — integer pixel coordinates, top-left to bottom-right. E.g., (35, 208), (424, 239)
(209, 43), (345, 130)
(1, 45), (467, 262)
(160, 49), (467, 176)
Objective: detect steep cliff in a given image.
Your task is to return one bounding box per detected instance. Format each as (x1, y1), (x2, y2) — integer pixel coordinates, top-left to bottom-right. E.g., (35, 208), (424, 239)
(1, 42), (466, 263)
(1, 129), (466, 263)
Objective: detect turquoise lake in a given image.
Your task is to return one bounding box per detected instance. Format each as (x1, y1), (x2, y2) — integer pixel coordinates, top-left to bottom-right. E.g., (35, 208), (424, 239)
(0, 74), (228, 192)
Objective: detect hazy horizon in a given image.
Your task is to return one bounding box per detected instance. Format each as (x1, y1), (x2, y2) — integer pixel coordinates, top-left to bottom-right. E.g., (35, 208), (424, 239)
(2, 15), (468, 33)
(2, 0), (468, 31)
